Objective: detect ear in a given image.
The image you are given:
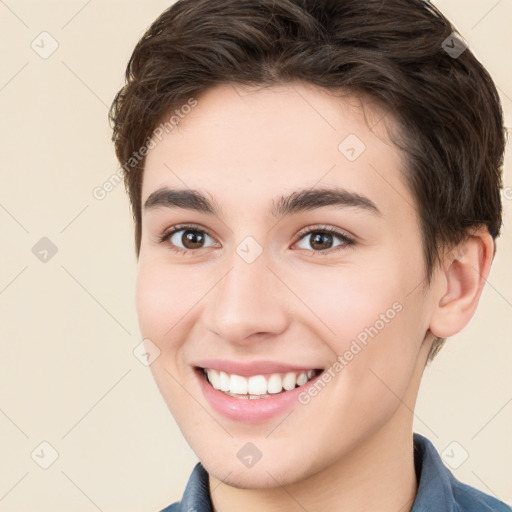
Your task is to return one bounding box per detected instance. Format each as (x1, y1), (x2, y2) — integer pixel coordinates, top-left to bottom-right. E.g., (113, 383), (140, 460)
(429, 226), (495, 339)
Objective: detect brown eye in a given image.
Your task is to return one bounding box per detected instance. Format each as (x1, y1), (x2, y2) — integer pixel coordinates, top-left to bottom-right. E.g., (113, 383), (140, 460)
(158, 225), (217, 254)
(295, 226), (355, 253)
(309, 232), (335, 251)
(180, 229), (206, 249)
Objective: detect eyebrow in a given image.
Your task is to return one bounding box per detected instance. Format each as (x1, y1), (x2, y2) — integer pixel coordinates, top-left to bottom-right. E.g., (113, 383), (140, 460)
(142, 186), (381, 218)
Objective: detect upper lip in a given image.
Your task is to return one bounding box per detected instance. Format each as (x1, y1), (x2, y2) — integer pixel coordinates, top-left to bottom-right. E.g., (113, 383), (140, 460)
(193, 359), (322, 377)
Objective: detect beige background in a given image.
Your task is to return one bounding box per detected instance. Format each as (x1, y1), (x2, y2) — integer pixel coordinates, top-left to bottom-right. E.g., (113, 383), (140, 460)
(0, 1), (511, 511)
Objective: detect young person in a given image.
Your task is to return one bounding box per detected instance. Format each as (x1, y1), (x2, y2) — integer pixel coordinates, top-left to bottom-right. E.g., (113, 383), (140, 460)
(109, 0), (510, 510)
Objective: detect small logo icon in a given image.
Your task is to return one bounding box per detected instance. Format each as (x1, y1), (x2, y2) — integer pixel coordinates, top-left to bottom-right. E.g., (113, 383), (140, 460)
(133, 338), (161, 366)
(338, 134), (366, 162)
(32, 237), (58, 263)
(31, 441), (59, 469)
(31, 31), (59, 59)
(236, 442), (263, 468)
(441, 440), (469, 469)
(441, 32), (468, 59)
(236, 236), (263, 264)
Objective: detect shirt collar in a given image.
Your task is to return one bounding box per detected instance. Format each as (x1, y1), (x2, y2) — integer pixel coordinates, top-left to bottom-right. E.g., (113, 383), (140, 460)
(411, 432), (455, 511)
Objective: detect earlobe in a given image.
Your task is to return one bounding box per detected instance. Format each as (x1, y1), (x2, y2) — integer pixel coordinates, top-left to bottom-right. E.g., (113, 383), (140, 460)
(429, 226), (494, 339)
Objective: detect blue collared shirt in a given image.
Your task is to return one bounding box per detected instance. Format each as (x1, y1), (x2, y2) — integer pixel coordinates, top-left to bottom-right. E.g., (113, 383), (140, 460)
(161, 433), (510, 512)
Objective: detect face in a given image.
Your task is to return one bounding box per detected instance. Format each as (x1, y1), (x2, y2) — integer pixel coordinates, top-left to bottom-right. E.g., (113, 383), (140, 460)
(136, 82), (436, 488)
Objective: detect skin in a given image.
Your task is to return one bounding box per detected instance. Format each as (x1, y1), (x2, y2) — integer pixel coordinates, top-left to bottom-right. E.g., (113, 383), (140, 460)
(136, 82), (494, 512)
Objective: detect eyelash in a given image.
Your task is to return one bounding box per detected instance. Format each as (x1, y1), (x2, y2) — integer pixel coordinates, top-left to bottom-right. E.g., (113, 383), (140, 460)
(156, 223), (356, 256)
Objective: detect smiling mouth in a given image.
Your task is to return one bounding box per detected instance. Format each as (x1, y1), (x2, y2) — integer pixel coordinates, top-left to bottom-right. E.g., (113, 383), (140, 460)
(199, 367), (323, 399)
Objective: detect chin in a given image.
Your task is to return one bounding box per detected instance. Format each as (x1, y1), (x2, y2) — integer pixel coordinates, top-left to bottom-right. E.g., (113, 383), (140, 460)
(206, 463), (304, 489)
(198, 446), (318, 490)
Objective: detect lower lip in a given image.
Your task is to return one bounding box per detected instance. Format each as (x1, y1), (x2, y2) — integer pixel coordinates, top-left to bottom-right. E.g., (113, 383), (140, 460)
(195, 368), (322, 423)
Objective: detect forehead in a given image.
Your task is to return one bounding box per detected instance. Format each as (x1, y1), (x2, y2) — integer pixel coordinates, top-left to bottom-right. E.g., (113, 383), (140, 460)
(141, 82), (415, 223)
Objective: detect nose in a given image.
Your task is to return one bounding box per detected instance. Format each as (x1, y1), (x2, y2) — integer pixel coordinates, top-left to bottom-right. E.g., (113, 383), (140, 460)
(204, 252), (289, 344)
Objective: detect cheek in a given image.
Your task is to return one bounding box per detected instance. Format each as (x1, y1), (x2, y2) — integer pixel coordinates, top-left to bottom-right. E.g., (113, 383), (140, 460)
(135, 262), (202, 415)
(285, 259), (409, 346)
(135, 260), (202, 340)
(287, 257), (425, 399)
(135, 263), (171, 339)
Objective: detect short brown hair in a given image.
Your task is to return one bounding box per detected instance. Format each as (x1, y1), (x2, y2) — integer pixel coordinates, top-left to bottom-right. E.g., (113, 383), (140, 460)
(109, 0), (507, 363)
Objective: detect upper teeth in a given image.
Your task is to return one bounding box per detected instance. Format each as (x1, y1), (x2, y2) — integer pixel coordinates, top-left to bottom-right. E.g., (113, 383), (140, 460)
(204, 369), (317, 397)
